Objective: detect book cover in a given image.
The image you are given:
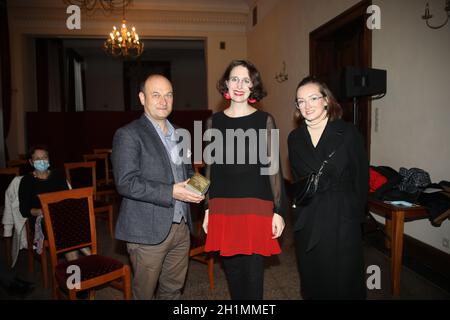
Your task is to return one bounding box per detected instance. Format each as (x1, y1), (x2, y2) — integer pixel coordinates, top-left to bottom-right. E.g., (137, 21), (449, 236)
(186, 172), (210, 196)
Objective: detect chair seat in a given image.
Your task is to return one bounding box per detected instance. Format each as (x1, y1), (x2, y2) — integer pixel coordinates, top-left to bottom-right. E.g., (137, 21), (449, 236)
(55, 254), (124, 284)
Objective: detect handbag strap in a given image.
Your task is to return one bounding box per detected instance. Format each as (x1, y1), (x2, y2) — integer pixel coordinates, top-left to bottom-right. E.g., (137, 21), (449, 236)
(316, 128), (348, 176)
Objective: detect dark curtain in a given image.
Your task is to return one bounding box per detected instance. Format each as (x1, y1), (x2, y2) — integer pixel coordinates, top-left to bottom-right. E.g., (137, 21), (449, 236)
(0, 0), (11, 160)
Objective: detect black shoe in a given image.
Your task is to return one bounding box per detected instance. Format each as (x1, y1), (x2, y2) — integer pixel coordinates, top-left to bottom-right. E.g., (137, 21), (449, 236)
(7, 278), (35, 299)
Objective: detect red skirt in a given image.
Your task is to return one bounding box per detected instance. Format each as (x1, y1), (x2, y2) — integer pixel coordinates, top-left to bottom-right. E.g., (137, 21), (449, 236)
(205, 197), (281, 257)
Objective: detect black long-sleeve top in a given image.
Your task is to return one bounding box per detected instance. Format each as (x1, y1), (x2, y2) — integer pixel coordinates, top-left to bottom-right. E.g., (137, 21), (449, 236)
(18, 169), (69, 219)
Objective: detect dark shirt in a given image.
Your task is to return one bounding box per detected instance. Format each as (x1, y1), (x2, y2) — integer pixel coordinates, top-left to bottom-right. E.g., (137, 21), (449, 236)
(205, 110), (287, 216)
(18, 169), (69, 219)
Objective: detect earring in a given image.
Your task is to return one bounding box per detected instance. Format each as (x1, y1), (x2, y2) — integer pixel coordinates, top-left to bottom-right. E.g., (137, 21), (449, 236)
(223, 92), (231, 100)
(248, 98), (257, 104)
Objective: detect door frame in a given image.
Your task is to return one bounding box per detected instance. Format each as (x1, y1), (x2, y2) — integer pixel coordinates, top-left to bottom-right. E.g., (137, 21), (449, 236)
(310, 0), (372, 160)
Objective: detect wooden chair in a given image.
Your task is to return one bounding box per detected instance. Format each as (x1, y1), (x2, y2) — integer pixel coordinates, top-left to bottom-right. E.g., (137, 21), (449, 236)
(93, 148), (113, 180)
(38, 187), (131, 300)
(6, 159), (28, 167)
(189, 163), (214, 289)
(93, 148), (112, 155)
(64, 162), (114, 239)
(6, 159), (32, 175)
(83, 153), (111, 185)
(0, 167), (21, 269)
(82, 153), (116, 199)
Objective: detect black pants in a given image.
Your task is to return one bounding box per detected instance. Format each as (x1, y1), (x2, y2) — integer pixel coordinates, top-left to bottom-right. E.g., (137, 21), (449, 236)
(221, 254), (264, 300)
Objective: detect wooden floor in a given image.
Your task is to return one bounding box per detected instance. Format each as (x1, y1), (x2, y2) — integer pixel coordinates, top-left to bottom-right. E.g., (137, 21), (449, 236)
(1, 210), (450, 301)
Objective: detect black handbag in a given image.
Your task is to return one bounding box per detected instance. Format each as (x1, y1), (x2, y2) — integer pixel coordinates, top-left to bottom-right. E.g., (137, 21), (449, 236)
(291, 149), (339, 208)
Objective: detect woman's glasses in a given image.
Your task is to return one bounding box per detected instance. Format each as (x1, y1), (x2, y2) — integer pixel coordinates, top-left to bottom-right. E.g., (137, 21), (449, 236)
(294, 95), (325, 109)
(228, 76), (253, 88)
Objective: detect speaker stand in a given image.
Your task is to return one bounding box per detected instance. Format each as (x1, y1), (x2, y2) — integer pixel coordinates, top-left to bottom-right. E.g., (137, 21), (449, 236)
(353, 96), (358, 125)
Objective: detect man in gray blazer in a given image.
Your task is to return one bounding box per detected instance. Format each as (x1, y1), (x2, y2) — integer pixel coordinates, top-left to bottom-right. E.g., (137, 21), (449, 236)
(112, 74), (204, 300)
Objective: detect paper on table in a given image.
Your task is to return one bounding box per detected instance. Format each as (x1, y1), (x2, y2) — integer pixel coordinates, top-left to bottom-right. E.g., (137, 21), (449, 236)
(422, 187), (443, 194)
(385, 200), (417, 207)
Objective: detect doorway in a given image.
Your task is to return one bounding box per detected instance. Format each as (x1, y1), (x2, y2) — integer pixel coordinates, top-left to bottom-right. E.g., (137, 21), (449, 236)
(310, 0), (372, 159)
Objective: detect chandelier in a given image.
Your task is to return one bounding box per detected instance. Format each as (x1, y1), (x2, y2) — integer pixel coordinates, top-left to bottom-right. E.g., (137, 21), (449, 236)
(103, 2), (144, 58)
(422, 0), (450, 29)
(63, 0), (132, 15)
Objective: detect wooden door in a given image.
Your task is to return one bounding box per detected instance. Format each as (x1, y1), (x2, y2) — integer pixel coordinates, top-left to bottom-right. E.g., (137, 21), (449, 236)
(310, 0), (372, 159)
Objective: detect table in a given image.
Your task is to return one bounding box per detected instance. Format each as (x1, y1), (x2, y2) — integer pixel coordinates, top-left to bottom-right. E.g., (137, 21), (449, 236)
(367, 198), (428, 296)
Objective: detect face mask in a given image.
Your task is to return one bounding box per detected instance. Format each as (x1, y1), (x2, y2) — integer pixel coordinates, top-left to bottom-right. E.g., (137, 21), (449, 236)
(33, 160), (50, 172)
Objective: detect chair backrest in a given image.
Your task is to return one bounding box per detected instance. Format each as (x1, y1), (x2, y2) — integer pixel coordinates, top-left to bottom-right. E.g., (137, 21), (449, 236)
(83, 154), (110, 184)
(38, 187), (97, 265)
(64, 162), (97, 193)
(93, 149), (113, 177)
(7, 159), (33, 175)
(93, 148), (112, 155)
(0, 167), (20, 207)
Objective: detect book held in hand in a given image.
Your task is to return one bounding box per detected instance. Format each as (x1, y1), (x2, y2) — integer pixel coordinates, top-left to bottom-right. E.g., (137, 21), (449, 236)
(186, 172), (210, 196)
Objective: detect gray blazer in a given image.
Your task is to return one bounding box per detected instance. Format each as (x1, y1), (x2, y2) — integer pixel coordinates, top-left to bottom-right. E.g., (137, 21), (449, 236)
(112, 114), (194, 245)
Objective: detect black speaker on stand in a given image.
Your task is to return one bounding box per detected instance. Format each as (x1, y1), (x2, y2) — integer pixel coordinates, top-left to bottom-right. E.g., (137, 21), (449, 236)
(328, 66), (387, 125)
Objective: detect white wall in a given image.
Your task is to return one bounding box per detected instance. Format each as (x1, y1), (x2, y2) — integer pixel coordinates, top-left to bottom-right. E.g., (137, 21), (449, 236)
(371, 0), (450, 254)
(247, 0), (359, 178)
(247, 0), (450, 253)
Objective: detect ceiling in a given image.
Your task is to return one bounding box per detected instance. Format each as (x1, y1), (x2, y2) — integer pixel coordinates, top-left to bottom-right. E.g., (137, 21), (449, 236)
(63, 38), (205, 59)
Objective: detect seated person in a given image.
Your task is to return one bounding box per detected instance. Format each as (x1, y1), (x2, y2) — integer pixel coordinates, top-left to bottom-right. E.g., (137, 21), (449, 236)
(18, 145), (90, 260)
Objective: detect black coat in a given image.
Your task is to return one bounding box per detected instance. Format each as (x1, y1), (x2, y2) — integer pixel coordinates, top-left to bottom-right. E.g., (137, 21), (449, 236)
(288, 119), (369, 299)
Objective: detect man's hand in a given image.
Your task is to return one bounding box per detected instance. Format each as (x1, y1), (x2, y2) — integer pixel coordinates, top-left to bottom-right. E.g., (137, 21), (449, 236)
(272, 213), (285, 239)
(173, 180), (205, 203)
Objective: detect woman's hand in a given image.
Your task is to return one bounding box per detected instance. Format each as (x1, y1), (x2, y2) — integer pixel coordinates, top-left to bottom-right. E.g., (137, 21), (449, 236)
(202, 209), (209, 234)
(272, 213), (285, 239)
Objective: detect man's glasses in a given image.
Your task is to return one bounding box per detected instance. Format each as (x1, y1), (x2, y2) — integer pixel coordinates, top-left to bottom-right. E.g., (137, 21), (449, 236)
(228, 76), (253, 88)
(294, 95), (325, 109)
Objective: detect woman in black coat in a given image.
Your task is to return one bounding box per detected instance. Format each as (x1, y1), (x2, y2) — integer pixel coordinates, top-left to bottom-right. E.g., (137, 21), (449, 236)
(288, 76), (369, 299)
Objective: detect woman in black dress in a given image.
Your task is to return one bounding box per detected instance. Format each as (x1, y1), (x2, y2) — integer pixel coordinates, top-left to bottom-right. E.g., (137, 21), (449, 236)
(19, 145), (90, 260)
(288, 76), (369, 299)
(202, 60), (287, 300)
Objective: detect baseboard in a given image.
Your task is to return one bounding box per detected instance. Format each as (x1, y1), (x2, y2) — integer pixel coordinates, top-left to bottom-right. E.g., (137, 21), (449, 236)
(363, 219), (450, 294)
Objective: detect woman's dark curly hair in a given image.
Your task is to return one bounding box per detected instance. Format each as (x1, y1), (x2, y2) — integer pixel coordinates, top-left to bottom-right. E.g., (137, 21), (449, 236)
(217, 60), (267, 103)
(294, 76), (343, 122)
(27, 144), (50, 160)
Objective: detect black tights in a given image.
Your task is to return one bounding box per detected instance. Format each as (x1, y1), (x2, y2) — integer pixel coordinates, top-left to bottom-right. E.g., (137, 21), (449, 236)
(222, 254), (264, 300)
